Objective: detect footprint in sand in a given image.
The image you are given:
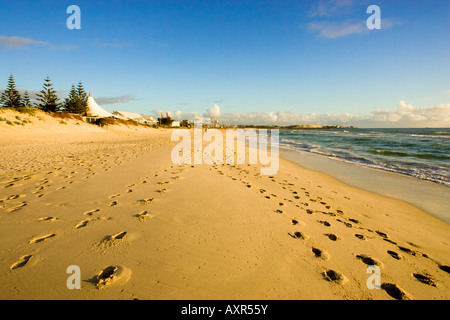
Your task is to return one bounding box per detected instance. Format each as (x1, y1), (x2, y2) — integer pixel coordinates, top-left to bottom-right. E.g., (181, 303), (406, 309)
(156, 189), (167, 194)
(135, 211), (152, 221)
(91, 265), (131, 289)
(288, 231), (309, 240)
(8, 202), (27, 213)
(354, 234), (367, 240)
(438, 265), (450, 274)
(397, 246), (418, 256)
(325, 234), (338, 241)
(84, 209), (100, 216)
(75, 219), (91, 229)
(137, 198), (154, 205)
(312, 248), (330, 261)
(376, 230), (389, 239)
(37, 217), (58, 222)
(109, 201), (118, 207)
(381, 283), (412, 300)
(322, 269), (346, 284)
(342, 221), (353, 228)
(413, 273), (436, 287)
(356, 254), (382, 267)
(387, 250), (402, 260)
(318, 220), (331, 227)
(10, 255), (33, 270)
(35, 186), (45, 192)
(109, 194), (120, 199)
(157, 181), (171, 185)
(100, 231), (127, 246)
(29, 233), (55, 244)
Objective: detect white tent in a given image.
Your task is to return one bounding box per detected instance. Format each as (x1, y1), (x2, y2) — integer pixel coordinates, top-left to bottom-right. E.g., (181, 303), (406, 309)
(86, 93), (113, 118)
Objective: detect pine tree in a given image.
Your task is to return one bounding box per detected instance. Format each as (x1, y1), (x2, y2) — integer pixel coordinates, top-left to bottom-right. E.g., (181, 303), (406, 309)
(63, 81), (88, 114)
(64, 84), (78, 113)
(76, 81), (88, 115)
(35, 76), (61, 112)
(0, 74), (23, 108)
(23, 91), (32, 107)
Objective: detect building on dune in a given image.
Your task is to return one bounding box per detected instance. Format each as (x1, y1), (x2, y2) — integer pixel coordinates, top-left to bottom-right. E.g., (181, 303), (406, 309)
(85, 92), (114, 122)
(112, 111), (157, 125)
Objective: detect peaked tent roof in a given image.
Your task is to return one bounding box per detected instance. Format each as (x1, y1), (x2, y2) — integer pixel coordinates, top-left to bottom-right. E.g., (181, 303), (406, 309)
(86, 95), (113, 118)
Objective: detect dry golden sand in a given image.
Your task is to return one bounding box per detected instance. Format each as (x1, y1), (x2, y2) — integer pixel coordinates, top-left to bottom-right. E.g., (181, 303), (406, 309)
(0, 109), (449, 300)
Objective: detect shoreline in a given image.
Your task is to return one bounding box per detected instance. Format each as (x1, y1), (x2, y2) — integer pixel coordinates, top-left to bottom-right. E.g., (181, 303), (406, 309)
(279, 148), (450, 224)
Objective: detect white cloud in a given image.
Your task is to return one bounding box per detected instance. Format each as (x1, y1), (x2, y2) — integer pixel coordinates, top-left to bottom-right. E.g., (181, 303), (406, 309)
(0, 36), (76, 50)
(207, 104), (221, 119)
(96, 95), (137, 105)
(307, 18), (398, 39)
(0, 36), (47, 48)
(149, 101), (450, 128)
(307, 20), (366, 38)
(364, 101), (450, 127)
(310, 0), (359, 17)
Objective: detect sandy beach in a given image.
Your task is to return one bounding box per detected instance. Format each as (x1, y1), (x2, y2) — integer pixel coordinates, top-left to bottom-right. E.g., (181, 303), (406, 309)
(0, 110), (449, 300)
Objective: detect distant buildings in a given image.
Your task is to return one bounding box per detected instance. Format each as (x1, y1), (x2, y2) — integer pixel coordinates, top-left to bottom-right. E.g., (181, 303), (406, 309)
(112, 111), (157, 125)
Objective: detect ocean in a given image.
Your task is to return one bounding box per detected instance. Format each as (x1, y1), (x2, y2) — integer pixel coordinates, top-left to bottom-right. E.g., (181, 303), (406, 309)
(279, 128), (450, 188)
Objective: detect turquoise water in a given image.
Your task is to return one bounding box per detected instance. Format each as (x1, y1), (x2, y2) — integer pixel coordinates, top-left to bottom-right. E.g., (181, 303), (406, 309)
(279, 128), (450, 188)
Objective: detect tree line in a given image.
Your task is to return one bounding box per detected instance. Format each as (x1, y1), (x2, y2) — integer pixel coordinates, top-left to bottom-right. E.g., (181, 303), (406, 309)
(0, 74), (89, 115)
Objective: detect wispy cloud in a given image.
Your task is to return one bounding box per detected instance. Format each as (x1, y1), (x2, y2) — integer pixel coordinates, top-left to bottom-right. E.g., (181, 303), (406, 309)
(93, 40), (133, 48)
(0, 36), (76, 50)
(307, 16), (398, 39)
(310, 0), (361, 17)
(307, 0), (399, 39)
(0, 36), (47, 48)
(95, 95), (137, 105)
(307, 20), (366, 38)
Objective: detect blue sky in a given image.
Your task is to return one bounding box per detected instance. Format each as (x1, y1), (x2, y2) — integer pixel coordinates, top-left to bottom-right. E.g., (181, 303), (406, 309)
(0, 0), (449, 127)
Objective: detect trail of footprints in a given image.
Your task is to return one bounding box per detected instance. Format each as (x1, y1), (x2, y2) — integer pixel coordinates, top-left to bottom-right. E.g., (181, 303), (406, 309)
(209, 163), (449, 300)
(7, 163), (189, 292)
(5, 160), (449, 298)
